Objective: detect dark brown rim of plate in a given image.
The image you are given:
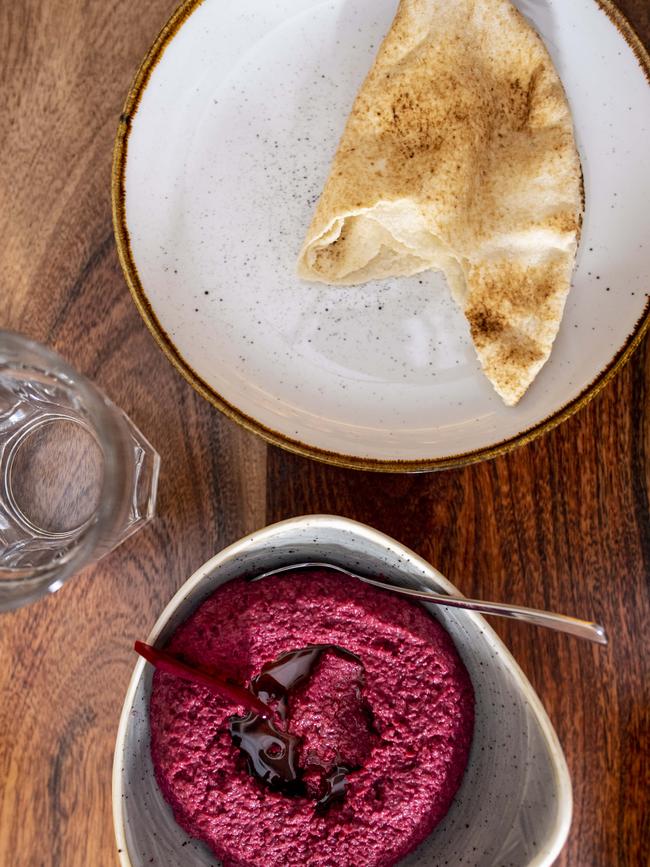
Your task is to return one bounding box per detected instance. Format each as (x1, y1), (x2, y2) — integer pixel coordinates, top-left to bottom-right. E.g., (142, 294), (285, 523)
(112, 0), (650, 474)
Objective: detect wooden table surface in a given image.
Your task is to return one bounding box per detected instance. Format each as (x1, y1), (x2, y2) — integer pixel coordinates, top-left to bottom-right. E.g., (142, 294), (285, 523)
(1, 1), (648, 865)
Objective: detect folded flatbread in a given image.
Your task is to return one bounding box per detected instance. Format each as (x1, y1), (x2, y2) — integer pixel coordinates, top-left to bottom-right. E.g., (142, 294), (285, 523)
(297, 0), (582, 405)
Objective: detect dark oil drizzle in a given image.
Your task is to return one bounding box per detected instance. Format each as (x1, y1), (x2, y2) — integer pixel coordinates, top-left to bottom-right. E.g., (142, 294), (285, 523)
(229, 644), (364, 809)
(316, 766), (349, 812)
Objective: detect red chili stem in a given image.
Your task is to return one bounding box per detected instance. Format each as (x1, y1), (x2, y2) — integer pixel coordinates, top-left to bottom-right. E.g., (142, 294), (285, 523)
(134, 640), (268, 717)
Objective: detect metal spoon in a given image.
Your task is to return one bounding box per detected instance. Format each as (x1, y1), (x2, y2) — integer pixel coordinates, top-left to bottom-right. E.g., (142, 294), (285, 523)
(252, 562), (607, 645)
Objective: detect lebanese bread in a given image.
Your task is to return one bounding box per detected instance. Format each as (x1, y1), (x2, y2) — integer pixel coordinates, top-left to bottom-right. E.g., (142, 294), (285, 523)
(297, 0), (582, 405)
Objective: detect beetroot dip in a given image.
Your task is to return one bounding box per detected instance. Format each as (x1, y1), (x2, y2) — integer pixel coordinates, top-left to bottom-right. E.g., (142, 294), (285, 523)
(149, 569), (475, 867)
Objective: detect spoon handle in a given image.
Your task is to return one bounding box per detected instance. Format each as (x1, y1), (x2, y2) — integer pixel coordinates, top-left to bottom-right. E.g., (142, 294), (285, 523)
(252, 562), (607, 644)
(356, 576), (608, 644)
(252, 562), (607, 645)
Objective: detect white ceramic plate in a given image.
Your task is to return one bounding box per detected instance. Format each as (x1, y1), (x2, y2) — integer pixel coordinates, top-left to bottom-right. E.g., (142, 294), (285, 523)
(113, 515), (572, 867)
(113, 0), (650, 470)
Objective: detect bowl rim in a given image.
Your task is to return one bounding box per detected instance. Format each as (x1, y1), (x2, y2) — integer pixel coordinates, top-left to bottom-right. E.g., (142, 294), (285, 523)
(112, 514), (573, 867)
(111, 0), (650, 473)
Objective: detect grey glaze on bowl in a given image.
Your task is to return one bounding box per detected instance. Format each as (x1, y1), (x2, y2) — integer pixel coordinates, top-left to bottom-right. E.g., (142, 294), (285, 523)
(113, 515), (572, 867)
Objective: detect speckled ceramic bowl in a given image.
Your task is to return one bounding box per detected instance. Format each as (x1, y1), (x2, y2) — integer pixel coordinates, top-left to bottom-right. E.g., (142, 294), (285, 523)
(113, 515), (572, 866)
(114, 0), (650, 471)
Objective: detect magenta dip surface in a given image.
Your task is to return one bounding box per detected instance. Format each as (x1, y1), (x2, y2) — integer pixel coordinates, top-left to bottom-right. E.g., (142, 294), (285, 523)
(149, 569), (475, 867)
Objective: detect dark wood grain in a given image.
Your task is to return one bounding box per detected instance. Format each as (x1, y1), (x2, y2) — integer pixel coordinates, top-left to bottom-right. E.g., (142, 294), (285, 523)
(0, 1), (648, 866)
(0, 2), (266, 864)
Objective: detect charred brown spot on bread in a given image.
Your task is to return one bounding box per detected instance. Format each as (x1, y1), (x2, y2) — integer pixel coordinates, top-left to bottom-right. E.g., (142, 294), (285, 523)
(466, 304), (506, 346)
(468, 257), (568, 321)
(496, 332), (544, 369)
(467, 299), (545, 395)
(488, 330), (545, 399)
(544, 211), (580, 234)
(312, 223), (350, 270)
(386, 85), (446, 158)
(520, 66), (543, 131)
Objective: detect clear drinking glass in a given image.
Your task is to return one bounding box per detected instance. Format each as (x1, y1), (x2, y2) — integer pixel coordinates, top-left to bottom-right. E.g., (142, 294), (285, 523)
(0, 331), (160, 611)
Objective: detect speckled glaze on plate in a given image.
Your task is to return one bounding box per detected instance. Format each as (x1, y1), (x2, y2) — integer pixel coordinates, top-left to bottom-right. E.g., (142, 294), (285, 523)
(113, 515), (572, 867)
(113, 0), (650, 470)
